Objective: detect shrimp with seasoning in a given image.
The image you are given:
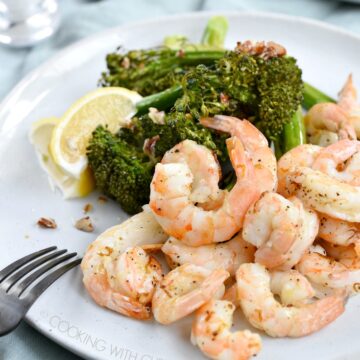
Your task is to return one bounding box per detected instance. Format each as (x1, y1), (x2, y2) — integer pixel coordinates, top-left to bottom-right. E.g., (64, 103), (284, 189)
(83, 245), (162, 320)
(191, 300), (262, 360)
(81, 207), (168, 319)
(152, 264), (229, 325)
(318, 214), (360, 253)
(285, 166), (360, 222)
(312, 139), (360, 186)
(278, 141), (360, 248)
(150, 136), (264, 246)
(270, 270), (315, 306)
(277, 144), (321, 196)
(311, 140), (360, 250)
(297, 243), (360, 295)
(242, 192), (319, 270)
(224, 269), (315, 308)
(304, 103), (356, 146)
(162, 233), (255, 276)
(236, 263), (346, 337)
(200, 115), (277, 194)
(322, 241), (360, 269)
(161, 139), (223, 209)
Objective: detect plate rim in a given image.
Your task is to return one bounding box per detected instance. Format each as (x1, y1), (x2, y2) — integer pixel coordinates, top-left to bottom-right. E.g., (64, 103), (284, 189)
(2, 9), (360, 359)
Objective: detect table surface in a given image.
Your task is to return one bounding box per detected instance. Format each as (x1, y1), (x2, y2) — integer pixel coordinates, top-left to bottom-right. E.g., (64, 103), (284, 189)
(1, 0), (360, 359)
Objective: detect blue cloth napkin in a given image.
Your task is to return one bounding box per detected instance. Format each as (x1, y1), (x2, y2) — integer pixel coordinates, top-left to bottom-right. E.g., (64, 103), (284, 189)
(0, 0), (360, 358)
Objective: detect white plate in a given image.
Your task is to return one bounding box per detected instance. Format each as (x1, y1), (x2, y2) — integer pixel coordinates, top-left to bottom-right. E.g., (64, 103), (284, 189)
(0, 11), (359, 360)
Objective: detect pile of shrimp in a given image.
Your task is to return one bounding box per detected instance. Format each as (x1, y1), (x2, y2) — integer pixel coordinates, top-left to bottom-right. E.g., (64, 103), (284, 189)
(81, 75), (360, 360)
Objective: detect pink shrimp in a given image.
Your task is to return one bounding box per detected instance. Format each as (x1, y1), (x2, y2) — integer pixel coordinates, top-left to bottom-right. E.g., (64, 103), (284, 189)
(242, 192), (319, 270)
(150, 136), (264, 246)
(236, 263), (346, 337)
(200, 115), (277, 194)
(191, 300), (262, 360)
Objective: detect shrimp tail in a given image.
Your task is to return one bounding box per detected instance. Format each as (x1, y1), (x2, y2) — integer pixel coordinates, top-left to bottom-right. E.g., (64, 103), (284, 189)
(290, 294), (346, 337)
(200, 115), (242, 134)
(84, 274), (151, 320)
(226, 137), (250, 178)
(338, 74), (357, 111)
(176, 269), (229, 316)
(152, 265), (230, 325)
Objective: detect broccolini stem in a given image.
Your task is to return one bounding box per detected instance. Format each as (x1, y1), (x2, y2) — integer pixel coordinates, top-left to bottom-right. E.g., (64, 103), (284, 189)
(303, 82), (336, 110)
(133, 49), (226, 114)
(135, 85), (183, 115)
(175, 50), (226, 65)
(201, 16), (229, 48)
(136, 49), (225, 78)
(282, 106), (306, 154)
(272, 139), (283, 160)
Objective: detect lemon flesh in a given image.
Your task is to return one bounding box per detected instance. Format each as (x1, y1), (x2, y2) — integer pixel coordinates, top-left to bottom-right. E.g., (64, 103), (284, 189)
(50, 87), (142, 178)
(30, 117), (95, 198)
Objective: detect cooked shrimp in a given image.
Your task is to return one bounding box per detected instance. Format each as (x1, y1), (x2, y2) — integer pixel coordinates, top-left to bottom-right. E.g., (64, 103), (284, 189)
(278, 140), (360, 195)
(81, 207), (168, 319)
(162, 233), (255, 276)
(312, 139), (360, 186)
(236, 263), (345, 337)
(161, 139), (223, 208)
(304, 102), (356, 146)
(338, 75), (358, 112)
(277, 144), (321, 195)
(242, 192), (319, 270)
(307, 130), (340, 147)
(222, 283), (239, 306)
(150, 136), (263, 246)
(318, 214), (360, 251)
(338, 74), (360, 138)
(285, 166), (360, 222)
(152, 264), (229, 324)
(270, 270), (315, 306)
(200, 115), (277, 193)
(309, 243), (327, 256)
(309, 240), (356, 299)
(224, 270), (315, 308)
(321, 241), (360, 268)
(297, 244), (360, 295)
(83, 246), (162, 320)
(191, 300), (262, 360)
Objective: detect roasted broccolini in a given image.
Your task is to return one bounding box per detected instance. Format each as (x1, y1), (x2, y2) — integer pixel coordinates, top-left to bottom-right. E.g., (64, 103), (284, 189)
(87, 126), (155, 214)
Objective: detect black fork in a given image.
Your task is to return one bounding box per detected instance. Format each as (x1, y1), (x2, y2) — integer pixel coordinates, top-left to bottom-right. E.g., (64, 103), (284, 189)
(0, 247), (81, 336)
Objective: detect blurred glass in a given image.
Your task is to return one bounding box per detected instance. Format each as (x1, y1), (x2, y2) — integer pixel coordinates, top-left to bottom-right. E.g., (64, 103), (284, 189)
(0, 0), (60, 47)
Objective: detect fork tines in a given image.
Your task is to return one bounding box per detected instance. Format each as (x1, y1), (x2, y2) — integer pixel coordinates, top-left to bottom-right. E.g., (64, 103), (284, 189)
(0, 247), (81, 300)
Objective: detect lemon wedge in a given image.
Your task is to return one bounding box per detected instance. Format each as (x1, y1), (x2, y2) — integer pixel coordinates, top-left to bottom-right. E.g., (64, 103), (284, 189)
(50, 87), (142, 178)
(30, 117), (95, 198)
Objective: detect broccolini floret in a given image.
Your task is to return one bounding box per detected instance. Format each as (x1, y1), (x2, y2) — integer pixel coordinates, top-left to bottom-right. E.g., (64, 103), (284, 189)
(175, 43), (303, 140)
(256, 55), (304, 139)
(87, 126), (155, 214)
(119, 112), (226, 160)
